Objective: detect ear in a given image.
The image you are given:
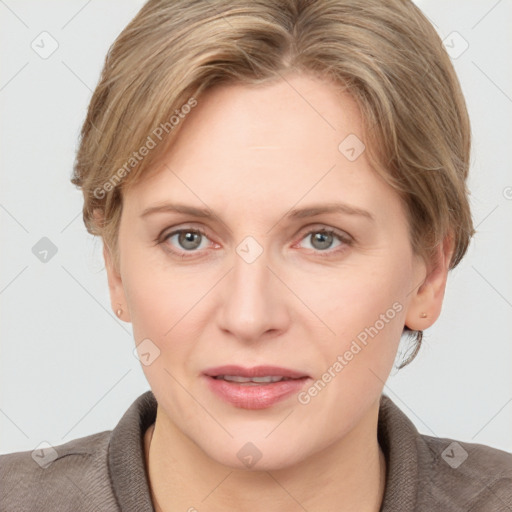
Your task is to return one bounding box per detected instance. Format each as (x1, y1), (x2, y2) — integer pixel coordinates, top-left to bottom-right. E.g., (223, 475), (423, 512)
(405, 233), (454, 331)
(92, 207), (131, 323)
(103, 241), (131, 323)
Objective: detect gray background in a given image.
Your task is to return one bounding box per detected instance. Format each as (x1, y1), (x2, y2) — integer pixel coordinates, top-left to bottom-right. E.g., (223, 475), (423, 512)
(1, 0), (511, 455)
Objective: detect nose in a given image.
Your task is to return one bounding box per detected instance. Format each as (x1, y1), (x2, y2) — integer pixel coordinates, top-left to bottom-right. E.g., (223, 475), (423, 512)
(216, 239), (290, 343)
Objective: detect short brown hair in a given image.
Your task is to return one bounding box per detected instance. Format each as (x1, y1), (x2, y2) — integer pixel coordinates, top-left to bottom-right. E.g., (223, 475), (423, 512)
(71, 0), (475, 367)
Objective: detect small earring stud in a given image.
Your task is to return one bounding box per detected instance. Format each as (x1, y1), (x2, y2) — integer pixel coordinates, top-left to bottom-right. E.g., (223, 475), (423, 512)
(420, 312), (427, 318)
(116, 308), (123, 318)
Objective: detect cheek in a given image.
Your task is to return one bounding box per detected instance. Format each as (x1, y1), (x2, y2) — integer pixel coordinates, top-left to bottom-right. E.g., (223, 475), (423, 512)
(120, 241), (193, 332)
(292, 257), (410, 364)
(125, 272), (194, 390)
(293, 263), (410, 426)
(121, 251), (208, 375)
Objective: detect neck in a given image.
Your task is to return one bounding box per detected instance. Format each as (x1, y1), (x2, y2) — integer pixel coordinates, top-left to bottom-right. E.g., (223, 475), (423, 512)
(144, 400), (386, 512)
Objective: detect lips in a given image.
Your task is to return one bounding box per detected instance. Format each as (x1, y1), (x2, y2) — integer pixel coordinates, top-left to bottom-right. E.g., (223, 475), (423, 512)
(203, 365), (309, 380)
(202, 365), (311, 409)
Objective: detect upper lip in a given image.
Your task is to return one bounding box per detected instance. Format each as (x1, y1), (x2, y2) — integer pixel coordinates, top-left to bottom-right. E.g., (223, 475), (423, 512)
(203, 365), (309, 379)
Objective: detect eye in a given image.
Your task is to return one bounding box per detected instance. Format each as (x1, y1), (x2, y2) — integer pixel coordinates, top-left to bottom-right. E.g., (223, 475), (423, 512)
(295, 227), (353, 257)
(157, 225), (353, 259)
(160, 227), (213, 256)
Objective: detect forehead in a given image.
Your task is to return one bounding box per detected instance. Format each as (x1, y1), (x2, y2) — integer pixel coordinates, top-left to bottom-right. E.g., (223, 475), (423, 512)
(172, 75), (363, 164)
(123, 74), (402, 226)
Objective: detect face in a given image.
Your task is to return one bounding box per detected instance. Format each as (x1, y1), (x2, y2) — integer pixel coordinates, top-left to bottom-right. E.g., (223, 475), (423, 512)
(105, 73), (450, 471)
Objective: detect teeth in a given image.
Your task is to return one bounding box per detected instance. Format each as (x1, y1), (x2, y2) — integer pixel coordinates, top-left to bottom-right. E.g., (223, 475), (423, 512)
(217, 375), (290, 383)
(251, 376), (287, 383)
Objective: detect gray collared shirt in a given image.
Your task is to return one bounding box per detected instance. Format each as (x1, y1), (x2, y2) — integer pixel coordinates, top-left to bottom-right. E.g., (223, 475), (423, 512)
(1, 390), (511, 511)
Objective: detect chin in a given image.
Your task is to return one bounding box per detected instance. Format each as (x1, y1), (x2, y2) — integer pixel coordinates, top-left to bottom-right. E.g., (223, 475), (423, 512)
(200, 437), (309, 472)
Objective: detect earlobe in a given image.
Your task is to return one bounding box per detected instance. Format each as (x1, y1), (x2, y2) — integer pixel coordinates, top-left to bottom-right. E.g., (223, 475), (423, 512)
(103, 242), (131, 322)
(404, 234), (454, 331)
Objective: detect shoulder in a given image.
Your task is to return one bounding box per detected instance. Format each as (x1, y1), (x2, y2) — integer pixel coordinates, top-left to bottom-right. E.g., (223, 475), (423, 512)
(416, 433), (512, 510)
(378, 394), (512, 511)
(0, 430), (120, 511)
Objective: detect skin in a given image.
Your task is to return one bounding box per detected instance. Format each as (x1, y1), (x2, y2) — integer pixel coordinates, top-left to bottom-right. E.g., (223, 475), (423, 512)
(103, 73), (453, 512)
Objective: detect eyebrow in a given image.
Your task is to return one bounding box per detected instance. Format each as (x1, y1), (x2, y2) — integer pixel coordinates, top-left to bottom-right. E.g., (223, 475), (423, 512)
(140, 201), (374, 222)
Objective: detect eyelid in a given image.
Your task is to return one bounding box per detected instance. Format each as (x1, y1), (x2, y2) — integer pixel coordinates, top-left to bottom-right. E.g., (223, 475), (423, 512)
(158, 222), (352, 241)
(157, 225), (214, 247)
(157, 222), (353, 257)
(291, 224), (353, 257)
(295, 223), (353, 242)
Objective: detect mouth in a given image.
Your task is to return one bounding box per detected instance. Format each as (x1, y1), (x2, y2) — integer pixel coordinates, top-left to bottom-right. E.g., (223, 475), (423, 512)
(203, 364), (309, 382)
(202, 365), (311, 409)
(212, 375), (298, 384)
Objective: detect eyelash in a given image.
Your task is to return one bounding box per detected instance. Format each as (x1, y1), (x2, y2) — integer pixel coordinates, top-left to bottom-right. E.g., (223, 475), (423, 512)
(157, 225), (353, 260)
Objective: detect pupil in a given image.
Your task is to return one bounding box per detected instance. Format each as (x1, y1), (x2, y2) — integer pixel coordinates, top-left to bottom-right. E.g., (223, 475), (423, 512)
(313, 232), (332, 250)
(180, 231), (200, 249)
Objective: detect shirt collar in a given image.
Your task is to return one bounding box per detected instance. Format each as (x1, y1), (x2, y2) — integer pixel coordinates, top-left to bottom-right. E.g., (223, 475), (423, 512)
(378, 394), (419, 510)
(109, 390), (157, 512)
(108, 390), (419, 512)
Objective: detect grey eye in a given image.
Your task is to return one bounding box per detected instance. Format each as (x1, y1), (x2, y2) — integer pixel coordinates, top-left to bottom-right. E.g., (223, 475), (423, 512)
(309, 231), (335, 250)
(177, 230), (203, 250)
(163, 229), (209, 252)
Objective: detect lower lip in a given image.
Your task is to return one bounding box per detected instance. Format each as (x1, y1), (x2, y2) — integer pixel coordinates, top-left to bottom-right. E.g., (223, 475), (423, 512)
(204, 376), (310, 409)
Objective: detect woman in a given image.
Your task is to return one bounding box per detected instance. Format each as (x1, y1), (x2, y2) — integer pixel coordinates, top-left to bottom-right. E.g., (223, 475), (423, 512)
(1, 0), (511, 511)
